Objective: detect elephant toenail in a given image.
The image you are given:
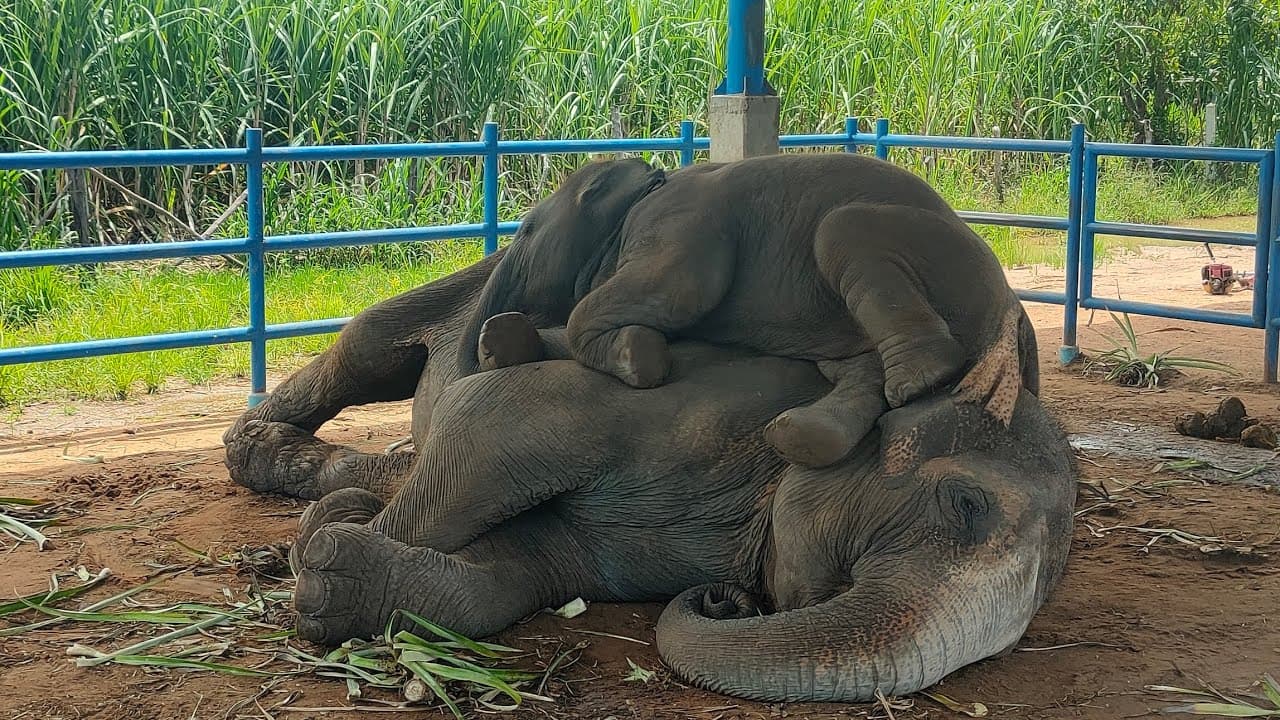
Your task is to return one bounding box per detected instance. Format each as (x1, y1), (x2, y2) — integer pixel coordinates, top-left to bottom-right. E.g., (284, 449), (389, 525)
(294, 569), (329, 614)
(302, 527), (342, 569)
(295, 614), (331, 644)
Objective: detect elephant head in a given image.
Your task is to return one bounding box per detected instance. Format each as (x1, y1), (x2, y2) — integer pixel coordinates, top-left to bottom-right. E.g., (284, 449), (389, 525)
(457, 157), (667, 374)
(655, 308), (1076, 702)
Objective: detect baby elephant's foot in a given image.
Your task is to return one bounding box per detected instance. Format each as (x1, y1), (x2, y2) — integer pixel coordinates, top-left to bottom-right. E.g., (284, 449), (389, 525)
(290, 488), (385, 575)
(764, 405), (867, 468)
(881, 335), (968, 408)
(613, 325), (671, 389)
(478, 312), (545, 371)
(224, 420), (340, 500)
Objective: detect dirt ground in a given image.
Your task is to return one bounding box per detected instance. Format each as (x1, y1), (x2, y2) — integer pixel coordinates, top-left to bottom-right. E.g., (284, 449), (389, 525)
(4, 238), (1280, 720)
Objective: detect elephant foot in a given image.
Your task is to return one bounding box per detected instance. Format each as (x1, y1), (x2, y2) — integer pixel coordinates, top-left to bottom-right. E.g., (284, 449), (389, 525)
(294, 523), (401, 644)
(614, 325), (671, 388)
(881, 335), (968, 408)
(478, 312), (545, 371)
(224, 420), (345, 500)
(294, 523), (493, 645)
(764, 407), (862, 468)
(290, 488), (386, 576)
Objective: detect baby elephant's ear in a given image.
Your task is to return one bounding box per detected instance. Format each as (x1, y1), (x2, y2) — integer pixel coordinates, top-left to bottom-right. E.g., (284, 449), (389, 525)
(951, 306), (1022, 427)
(575, 172), (609, 205)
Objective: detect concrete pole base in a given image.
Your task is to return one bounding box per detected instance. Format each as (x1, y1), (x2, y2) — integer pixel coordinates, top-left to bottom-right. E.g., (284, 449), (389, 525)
(708, 93), (780, 163)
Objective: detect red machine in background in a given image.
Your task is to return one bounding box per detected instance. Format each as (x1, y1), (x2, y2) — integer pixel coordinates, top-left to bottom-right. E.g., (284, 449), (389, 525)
(1201, 243), (1254, 295)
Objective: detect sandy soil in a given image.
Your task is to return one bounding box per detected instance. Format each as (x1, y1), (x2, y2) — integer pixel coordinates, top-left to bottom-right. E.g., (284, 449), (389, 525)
(3, 237), (1280, 720)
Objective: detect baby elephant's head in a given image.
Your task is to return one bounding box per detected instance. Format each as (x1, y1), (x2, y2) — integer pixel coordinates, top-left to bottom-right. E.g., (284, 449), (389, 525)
(556, 156), (667, 226)
(457, 157), (667, 374)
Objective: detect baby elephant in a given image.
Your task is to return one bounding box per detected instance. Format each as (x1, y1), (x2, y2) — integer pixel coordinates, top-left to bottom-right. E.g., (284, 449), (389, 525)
(460, 152), (1038, 469)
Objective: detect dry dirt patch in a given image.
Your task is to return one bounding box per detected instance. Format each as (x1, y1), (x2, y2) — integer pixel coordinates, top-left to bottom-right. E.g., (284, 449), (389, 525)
(3, 243), (1280, 719)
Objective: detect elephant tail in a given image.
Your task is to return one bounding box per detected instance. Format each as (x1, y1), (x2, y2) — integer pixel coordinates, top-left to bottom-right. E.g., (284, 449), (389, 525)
(654, 545), (1048, 703)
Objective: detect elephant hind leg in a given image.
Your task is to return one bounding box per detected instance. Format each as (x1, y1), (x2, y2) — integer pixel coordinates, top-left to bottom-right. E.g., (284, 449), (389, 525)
(292, 506), (596, 645)
(224, 420), (418, 501)
(814, 204), (969, 409)
(763, 353), (888, 468)
(224, 257), (496, 499)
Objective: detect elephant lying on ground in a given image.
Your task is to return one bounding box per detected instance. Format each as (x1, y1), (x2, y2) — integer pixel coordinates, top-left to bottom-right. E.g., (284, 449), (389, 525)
(222, 257), (1076, 703)
(459, 153), (1038, 469)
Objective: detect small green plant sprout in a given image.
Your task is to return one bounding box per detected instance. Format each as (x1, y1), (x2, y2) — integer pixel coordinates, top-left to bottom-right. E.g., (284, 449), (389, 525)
(624, 658), (657, 683)
(1082, 312), (1237, 389)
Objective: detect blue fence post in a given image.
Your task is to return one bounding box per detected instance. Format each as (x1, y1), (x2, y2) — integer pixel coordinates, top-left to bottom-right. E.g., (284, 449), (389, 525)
(245, 128), (268, 407)
(1078, 146), (1099, 317)
(1060, 122), (1086, 365)
(874, 118), (889, 160)
(680, 120), (696, 166)
(716, 0), (771, 96)
(844, 117), (859, 153)
(1267, 132), (1280, 382)
(482, 122), (500, 256)
(1255, 150), (1275, 329)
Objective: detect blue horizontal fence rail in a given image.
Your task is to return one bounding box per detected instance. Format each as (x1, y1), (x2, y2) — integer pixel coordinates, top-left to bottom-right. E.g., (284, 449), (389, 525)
(1, 117), (1278, 402)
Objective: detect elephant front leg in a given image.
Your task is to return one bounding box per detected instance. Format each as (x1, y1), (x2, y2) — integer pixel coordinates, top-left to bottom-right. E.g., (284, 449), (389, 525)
(815, 204), (968, 409)
(567, 240), (733, 388)
(763, 353), (888, 468)
(292, 507), (592, 644)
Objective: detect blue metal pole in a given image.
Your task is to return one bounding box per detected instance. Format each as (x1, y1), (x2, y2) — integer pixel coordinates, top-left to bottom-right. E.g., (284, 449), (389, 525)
(245, 128), (268, 407)
(1078, 147), (1099, 310)
(1253, 152), (1274, 329)
(874, 118), (889, 160)
(680, 120), (696, 166)
(1266, 132), (1280, 382)
(1060, 122), (1085, 365)
(844, 117), (859, 153)
(716, 0), (770, 95)
(483, 122), (500, 256)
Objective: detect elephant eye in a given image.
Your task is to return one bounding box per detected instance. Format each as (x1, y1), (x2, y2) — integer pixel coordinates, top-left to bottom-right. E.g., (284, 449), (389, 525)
(937, 478), (994, 544)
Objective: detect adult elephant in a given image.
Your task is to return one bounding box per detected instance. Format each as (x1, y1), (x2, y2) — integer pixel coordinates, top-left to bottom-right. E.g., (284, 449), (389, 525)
(457, 152), (1038, 470)
(223, 258), (1076, 703)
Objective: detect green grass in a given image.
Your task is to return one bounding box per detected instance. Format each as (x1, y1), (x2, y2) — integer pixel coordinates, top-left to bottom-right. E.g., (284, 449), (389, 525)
(0, 241), (482, 406)
(0, 158), (1260, 409)
(1, 0), (1276, 251)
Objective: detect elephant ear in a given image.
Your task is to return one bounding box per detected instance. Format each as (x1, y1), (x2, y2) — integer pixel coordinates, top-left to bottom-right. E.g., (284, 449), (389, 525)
(951, 306), (1023, 427)
(575, 166), (611, 206)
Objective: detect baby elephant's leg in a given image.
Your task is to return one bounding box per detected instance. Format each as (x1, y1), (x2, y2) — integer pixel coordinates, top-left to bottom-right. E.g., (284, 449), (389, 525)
(477, 313), (573, 371)
(567, 236), (733, 388)
(763, 353), (888, 468)
(815, 204), (969, 409)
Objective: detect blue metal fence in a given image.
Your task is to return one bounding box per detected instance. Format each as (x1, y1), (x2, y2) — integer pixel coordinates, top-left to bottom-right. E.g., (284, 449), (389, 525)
(1, 118), (1277, 404)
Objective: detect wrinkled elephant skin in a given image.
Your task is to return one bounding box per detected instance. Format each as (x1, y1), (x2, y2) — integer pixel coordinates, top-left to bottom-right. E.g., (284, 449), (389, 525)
(223, 257), (1077, 704)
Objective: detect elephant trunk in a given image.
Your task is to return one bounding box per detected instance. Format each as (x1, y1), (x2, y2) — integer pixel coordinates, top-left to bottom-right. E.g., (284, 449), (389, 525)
(456, 226), (623, 376)
(456, 252), (525, 375)
(654, 546), (1045, 703)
